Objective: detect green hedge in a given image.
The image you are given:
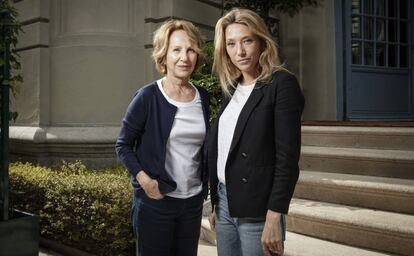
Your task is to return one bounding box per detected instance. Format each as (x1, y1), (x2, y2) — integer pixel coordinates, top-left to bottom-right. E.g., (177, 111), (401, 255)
(9, 161), (135, 256)
(191, 41), (222, 124)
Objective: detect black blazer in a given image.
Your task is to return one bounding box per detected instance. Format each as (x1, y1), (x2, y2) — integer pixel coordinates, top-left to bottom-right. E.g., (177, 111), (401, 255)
(208, 71), (305, 217)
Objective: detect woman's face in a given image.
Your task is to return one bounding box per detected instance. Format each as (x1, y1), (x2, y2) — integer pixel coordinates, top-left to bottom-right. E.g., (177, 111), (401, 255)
(165, 29), (198, 80)
(225, 23), (261, 78)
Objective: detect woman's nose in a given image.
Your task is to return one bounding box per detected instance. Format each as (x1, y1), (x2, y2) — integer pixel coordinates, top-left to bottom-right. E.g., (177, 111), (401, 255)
(180, 51), (188, 61)
(236, 44), (246, 56)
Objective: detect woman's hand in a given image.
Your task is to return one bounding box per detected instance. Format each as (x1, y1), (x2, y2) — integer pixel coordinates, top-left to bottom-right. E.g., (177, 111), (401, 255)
(261, 210), (284, 256)
(208, 208), (216, 231)
(136, 170), (164, 200)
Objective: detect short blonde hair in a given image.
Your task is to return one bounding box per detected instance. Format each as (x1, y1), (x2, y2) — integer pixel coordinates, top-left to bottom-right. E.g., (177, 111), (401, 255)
(152, 19), (204, 75)
(213, 8), (286, 95)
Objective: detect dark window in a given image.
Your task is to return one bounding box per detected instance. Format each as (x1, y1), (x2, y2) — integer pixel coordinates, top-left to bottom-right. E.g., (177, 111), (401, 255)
(388, 0), (397, 17)
(364, 0), (374, 14)
(400, 0), (408, 19)
(388, 44), (397, 67)
(364, 42), (374, 65)
(388, 20), (397, 42)
(352, 41), (362, 64)
(352, 0), (361, 14)
(352, 16), (361, 38)
(365, 17), (374, 39)
(376, 18), (385, 41)
(351, 0), (410, 68)
(400, 21), (408, 43)
(376, 0), (386, 16)
(400, 46), (408, 67)
(376, 43), (386, 66)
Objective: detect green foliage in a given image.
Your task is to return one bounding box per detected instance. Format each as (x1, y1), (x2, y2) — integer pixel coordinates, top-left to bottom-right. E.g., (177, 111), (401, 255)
(9, 162), (135, 256)
(224, 0), (321, 17)
(191, 41), (222, 123)
(1, 1), (23, 122)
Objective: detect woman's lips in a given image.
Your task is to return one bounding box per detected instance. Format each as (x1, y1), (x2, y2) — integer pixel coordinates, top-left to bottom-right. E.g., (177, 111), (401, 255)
(237, 58), (250, 64)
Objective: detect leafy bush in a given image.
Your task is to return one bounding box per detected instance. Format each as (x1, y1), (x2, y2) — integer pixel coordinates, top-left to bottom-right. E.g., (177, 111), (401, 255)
(191, 41), (222, 123)
(9, 162), (135, 256)
(1, 1), (23, 121)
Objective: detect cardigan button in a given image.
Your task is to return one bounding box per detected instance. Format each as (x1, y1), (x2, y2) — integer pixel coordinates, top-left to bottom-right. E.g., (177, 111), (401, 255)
(241, 152), (247, 158)
(241, 178), (248, 183)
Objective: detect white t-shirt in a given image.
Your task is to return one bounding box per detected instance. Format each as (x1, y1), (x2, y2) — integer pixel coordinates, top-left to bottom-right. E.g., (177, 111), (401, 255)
(157, 78), (205, 198)
(217, 82), (255, 184)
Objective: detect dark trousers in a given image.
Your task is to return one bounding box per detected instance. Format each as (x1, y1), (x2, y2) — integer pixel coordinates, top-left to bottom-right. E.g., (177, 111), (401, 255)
(136, 192), (203, 256)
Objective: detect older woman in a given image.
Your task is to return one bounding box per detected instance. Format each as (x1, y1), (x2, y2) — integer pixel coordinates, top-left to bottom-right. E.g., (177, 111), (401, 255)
(208, 9), (305, 256)
(116, 20), (209, 256)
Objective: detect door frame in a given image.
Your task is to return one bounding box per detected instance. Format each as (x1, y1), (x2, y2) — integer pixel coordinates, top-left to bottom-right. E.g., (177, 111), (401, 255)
(335, 0), (346, 120)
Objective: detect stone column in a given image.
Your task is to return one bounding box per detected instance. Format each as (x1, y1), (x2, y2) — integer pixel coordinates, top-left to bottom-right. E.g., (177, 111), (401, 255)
(278, 2), (337, 120)
(10, 0), (220, 168)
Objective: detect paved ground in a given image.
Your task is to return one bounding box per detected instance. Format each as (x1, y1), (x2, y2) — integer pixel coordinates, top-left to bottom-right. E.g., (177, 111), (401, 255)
(39, 240), (217, 256)
(197, 240), (217, 256)
(39, 248), (63, 256)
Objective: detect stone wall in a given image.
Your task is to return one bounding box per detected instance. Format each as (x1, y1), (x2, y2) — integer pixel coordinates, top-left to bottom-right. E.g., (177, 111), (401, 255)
(10, 0), (221, 167)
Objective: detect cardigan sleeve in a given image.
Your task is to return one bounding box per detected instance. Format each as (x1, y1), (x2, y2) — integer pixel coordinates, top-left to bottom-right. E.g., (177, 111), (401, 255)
(115, 88), (148, 178)
(267, 72), (305, 214)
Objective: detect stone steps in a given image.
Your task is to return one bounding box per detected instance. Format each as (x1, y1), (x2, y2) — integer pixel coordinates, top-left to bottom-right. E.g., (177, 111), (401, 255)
(302, 126), (414, 150)
(287, 198), (414, 256)
(199, 216), (394, 256)
(300, 146), (414, 179)
(284, 232), (393, 256)
(295, 170), (414, 214)
(199, 126), (414, 255)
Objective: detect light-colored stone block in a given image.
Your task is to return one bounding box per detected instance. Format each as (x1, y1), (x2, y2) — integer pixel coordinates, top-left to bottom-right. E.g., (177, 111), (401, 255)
(287, 199), (414, 256)
(49, 46), (146, 125)
(56, 0), (135, 35)
(11, 47), (50, 125)
(300, 146), (414, 179)
(14, 0), (50, 22)
(295, 170), (414, 214)
(17, 22), (49, 49)
(172, 0), (221, 28)
(302, 126), (414, 150)
(9, 126), (120, 168)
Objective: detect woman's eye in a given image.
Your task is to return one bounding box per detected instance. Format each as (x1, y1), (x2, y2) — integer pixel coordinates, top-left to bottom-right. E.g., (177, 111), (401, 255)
(188, 49), (195, 53)
(173, 48), (180, 52)
(243, 39), (253, 44)
(226, 42), (235, 47)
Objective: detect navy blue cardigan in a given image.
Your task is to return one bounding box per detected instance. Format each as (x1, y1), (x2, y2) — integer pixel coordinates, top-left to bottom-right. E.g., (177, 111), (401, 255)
(115, 81), (210, 198)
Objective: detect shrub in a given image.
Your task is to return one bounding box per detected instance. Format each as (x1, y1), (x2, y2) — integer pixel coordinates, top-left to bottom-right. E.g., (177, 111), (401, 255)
(191, 41), (222, 123)
(9, 162), (135, 256)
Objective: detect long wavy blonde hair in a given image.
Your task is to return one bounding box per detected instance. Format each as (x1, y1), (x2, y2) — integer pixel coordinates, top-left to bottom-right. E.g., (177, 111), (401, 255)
(213, 8), (286, 95)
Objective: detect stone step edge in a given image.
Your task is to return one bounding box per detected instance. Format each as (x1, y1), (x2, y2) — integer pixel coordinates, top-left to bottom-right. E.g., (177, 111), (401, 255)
(289, 199), (414, 238)
(302, 125), (414, 135)
(199, 219), (391, 256)
(298, 170), (414, 196)
(284, 232), (393, 256)
(301, 146), (414, 162)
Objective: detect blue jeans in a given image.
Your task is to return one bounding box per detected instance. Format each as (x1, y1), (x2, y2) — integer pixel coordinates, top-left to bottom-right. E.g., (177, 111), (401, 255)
(216, 183), (286, 256)
(131, 195), (142, 238)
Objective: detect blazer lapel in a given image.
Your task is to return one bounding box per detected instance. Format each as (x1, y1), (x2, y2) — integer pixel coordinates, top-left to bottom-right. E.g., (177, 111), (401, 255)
(228, 83), (264, 154)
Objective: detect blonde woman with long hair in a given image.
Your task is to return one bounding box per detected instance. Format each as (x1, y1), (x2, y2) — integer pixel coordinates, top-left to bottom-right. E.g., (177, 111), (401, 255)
(208, 9), (305, 256)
